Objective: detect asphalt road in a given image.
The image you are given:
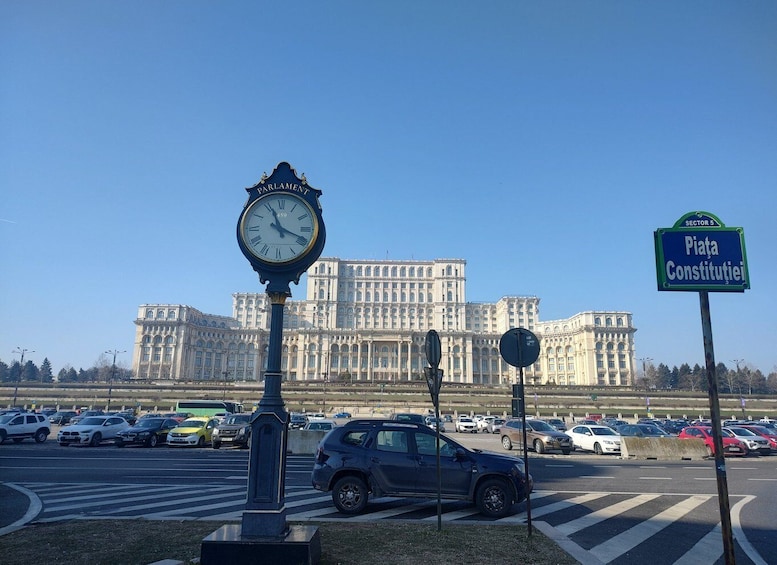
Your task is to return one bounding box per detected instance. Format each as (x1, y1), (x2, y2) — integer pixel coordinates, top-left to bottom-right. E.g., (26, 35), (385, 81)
(1, 430), (775, 565)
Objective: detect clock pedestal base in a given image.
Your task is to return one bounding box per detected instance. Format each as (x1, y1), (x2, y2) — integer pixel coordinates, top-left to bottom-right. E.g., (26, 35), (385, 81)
(201, 523), (321, 565)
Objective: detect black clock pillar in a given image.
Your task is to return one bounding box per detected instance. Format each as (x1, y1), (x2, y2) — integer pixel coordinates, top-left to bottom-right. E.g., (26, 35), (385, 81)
(242, 285), (290, 537)
(201, 162), (325, 564)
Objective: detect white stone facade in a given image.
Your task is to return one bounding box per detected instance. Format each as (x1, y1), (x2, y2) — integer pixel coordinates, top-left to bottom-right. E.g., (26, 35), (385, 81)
(132, 258), (637, 386)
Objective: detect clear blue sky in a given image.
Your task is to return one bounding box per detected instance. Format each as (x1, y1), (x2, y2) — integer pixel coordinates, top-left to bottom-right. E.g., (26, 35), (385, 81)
(2, 2), (775, 376)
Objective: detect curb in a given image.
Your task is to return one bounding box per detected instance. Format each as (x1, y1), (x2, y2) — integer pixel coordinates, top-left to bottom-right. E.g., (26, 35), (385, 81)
(0, 483), (42, 536)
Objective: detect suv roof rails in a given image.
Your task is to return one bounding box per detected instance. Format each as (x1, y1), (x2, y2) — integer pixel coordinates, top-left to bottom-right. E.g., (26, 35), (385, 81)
(343, 418), (425, 428)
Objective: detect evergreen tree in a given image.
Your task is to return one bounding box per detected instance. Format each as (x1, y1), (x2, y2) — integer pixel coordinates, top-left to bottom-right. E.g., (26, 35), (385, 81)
(9, 361), (21, 384)
(21, 360), (39, 382)
(0, 361), (8, 383)
(655, 363), (672, 389)
(39, 358), (54, 383)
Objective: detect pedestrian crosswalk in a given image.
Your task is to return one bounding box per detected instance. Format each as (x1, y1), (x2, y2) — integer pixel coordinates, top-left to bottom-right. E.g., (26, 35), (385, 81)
(16, 482), (759, 564)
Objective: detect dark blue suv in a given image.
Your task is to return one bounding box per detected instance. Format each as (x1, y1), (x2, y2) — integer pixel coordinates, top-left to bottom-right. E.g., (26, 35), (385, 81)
(311, 419), (533, 518)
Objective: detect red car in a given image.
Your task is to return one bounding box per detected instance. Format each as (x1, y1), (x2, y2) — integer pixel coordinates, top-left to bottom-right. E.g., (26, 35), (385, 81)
(677, 426), (747, 457)
(739, 425), (777, 453)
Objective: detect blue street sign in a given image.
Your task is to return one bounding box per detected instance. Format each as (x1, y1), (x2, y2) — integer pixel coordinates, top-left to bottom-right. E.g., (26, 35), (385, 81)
(654, 211), (749, 292)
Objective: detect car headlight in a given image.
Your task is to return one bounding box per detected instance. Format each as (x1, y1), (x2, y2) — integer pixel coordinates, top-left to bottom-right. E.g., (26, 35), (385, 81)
(213, 429), (220, 437)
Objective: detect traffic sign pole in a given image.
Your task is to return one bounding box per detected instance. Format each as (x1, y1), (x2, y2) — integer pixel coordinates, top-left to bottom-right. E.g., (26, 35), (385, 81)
(699, 291), (736, 565)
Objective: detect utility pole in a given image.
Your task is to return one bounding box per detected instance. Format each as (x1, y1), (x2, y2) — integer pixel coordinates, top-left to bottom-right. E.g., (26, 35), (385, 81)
(105, 350), (126, 412)
(638, 357), (653, 390)
(12, 347), (34, 407)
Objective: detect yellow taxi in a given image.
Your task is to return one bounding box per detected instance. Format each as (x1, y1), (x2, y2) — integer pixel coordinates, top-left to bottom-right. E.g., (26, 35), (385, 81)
(166, 417), (218, 447)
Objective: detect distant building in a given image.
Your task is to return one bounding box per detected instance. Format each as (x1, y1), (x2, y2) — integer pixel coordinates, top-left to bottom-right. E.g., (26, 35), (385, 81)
(131, 258), (636, 386)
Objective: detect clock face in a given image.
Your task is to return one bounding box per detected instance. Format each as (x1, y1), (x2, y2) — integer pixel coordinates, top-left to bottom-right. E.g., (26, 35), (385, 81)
(239, 192), (319, 264)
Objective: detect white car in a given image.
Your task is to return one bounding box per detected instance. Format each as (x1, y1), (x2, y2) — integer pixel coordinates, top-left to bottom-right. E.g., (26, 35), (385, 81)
(303, 420), (337, 431)
(723, 426), (771, 455)
(477, 416), (495, 432)
(0, 413), (50, 444)
(57, 416), (130, 447)
(455, 416), (478, 433)
(567, 424), (621, 455)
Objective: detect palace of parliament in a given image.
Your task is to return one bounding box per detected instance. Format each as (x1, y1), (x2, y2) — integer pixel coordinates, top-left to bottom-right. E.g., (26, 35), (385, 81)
(131, 257), (637, 387)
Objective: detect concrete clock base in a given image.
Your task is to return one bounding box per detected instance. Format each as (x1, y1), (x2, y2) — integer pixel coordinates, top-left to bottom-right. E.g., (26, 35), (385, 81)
(201, 524), (320, 565)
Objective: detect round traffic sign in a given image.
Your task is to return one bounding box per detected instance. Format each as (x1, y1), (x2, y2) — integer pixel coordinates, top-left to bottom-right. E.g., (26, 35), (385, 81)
(499, 328), (540, 368)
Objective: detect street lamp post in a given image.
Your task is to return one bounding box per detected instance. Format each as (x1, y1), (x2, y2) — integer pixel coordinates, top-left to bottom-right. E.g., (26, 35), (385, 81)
(12, 347), (34, 408)
(638, 357), (653, 390)
(731, 358), (744, 394)
(222, 350), (231, 401)
(105, 350), (126, 412)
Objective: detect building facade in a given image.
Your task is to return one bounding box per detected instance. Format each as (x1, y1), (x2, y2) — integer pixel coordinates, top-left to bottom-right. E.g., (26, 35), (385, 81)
(132, 258), (637, 387)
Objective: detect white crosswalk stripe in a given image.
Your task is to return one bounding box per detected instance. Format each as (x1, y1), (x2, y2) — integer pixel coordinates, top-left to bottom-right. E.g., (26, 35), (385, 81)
(19, 483), (751, 564)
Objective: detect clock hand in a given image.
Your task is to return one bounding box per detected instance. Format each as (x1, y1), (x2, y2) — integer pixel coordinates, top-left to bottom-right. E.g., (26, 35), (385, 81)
(270, 221), (286, 238)
(276, 224), (304, 239)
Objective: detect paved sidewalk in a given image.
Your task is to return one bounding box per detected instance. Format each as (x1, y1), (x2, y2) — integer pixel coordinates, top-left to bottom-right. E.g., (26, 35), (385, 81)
(0, 484), (41, 536)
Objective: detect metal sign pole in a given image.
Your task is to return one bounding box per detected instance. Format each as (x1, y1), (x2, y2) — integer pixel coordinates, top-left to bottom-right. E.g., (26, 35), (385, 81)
(699, 291), (736, 564)
(424, 330), (443, 532)
(519, 364), (532, 537)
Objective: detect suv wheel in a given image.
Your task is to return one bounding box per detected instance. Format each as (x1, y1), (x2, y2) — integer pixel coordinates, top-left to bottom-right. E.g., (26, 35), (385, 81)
(34, 429), (48, 443)
(332, 476), (368, 514)
(501, 436), (512, 450)
(475, 478), (512, 518)
(0, 430), (6, 444)
(90, 433), (102, 447)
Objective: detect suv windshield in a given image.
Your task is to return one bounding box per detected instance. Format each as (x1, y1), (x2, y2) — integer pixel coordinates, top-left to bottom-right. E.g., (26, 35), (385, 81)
(225, 415), (251, 425)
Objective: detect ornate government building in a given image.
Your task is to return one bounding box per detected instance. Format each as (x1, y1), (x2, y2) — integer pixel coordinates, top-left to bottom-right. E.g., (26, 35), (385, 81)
(131, 258), (637, 387)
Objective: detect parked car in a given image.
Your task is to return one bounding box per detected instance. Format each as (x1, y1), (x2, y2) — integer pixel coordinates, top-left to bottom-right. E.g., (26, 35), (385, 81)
(391, 413), (426, 425)
(304, 420), (337, 432)
(333, 412), (352, 419)
(477, 416), (496, 432)
(738, 425), (777, 452)
(0, 412), (50, 444)
(660, 419), (689, 435)
(455, 416), (478, 433)
(311, 419), (533, 518)
(107, 411), (137, 426)
(486, 418), (505, 434)
(70, 410), (105, 426)
(49, 410), (78, 425)
(424, 416), (446, 432)
(615, 423), (671, 437)
(546, 418), (567, 432)
(167, 417), (218, 447)
(57, 416), (130, 447)
(566, 424), (621, 455)
(600, 418), (628, 430)
(723, 426), (771, 456)
(307, 413), (327, 421)
(677, 426), (747, 457)
(289, 413), (308, 430)
(212, 414), (252, 449)
(116, 417), (180, 448)
(501, 418), (573, 455)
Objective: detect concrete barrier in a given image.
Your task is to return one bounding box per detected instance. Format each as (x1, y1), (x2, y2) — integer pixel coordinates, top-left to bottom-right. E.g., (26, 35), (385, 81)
(287, 429), (328, 454)
(621, 437), (708, 460)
